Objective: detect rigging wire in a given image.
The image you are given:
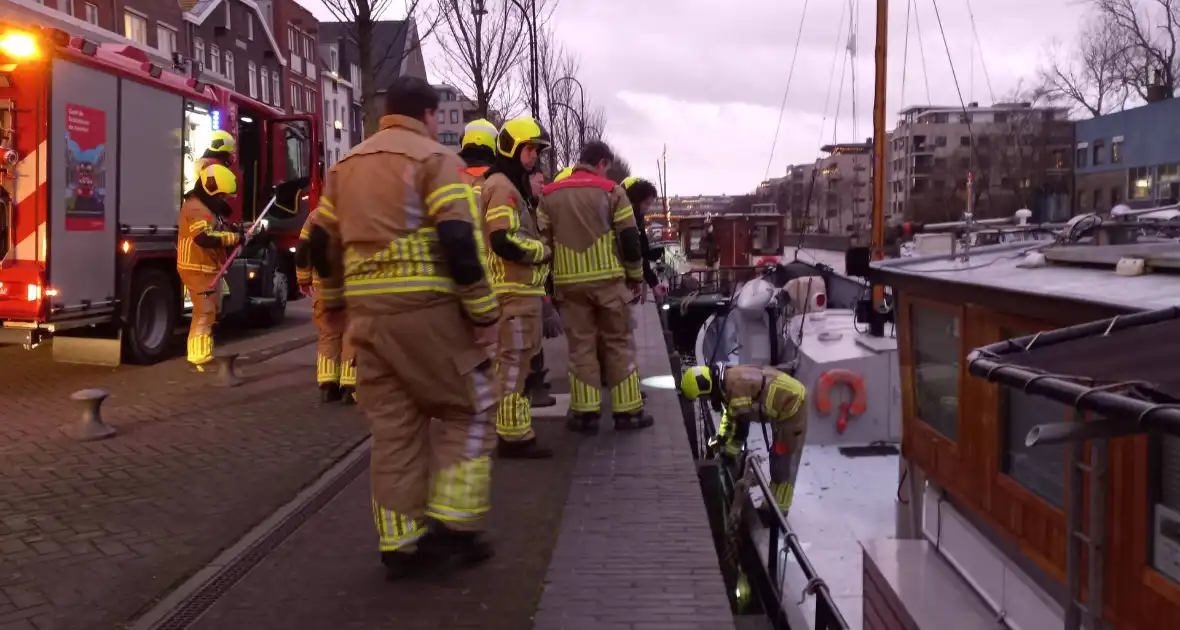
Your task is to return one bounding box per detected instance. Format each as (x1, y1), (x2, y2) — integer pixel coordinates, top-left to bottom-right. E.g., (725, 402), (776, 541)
(964, 0), (995, 103)
(912, 0), (933, 104)
(762, 0), (813, 182)
(901, 0), (912, 108)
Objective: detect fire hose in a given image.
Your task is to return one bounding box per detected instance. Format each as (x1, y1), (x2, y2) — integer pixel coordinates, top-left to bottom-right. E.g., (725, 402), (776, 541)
(202, 196), (277, 296)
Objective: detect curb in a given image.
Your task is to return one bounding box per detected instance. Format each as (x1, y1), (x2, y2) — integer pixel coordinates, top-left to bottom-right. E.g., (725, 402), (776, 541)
(126, 436), (372, 630)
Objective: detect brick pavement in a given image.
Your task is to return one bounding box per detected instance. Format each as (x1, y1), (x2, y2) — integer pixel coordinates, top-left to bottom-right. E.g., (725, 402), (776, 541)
(0, 340), (369, 630)
(184, 419), (581, 630)
(531, 303), (736, 630)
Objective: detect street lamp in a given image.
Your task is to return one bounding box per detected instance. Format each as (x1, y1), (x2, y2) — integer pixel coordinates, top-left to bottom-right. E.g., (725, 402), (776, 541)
(550, 101), (585, 146)
(506, 0), (539, 119)
(550, 75), (585, 142)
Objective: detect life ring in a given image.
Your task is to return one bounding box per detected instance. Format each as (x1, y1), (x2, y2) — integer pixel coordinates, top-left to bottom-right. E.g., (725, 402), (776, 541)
(814, 369), (867, 435)
(755, 256), (780, 267)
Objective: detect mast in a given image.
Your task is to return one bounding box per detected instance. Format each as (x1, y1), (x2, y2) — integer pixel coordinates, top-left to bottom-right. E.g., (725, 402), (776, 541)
(870, 0), (889, 318)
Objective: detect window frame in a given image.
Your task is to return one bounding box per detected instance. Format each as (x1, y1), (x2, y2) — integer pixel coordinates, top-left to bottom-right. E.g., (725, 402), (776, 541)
(247, 61), (258, 99)
(123, 10), (147, 46)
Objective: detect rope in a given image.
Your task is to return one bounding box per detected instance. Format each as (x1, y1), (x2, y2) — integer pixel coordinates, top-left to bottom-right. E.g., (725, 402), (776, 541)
(762, 0), (812, 181)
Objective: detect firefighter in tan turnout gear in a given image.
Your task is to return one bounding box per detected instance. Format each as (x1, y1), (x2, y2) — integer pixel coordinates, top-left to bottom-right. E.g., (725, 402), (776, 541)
(307, 77), (501, 580)
(480, 116), (554, 459)
(177, 164), (246, 370)
(192, 129), (235, 182)
(295, 210), (355, 403)
(679, 364), (809, 513)
(538, 141), (654, 433)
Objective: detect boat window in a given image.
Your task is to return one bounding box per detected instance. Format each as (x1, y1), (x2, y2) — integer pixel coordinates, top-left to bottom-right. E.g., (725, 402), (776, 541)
(750, 224), (778, 254)
(910, 306), (960, 441)
(1151, 435), (1180, 585)
(1000, 387), (1067, 508)
(688, 227), (702, 252)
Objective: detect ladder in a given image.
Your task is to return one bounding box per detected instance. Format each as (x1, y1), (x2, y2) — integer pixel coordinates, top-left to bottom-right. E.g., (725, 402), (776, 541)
(1064, 408), (1108, 630)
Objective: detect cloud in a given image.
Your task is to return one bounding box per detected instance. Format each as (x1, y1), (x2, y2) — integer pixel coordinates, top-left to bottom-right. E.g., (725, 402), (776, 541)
(306, 0), (1086, 194)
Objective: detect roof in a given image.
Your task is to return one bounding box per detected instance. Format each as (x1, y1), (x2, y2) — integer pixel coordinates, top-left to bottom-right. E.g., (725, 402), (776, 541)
(319, 20), (411, 92)
(872, 241), (1180, 312)
(183, 0), (286, 68)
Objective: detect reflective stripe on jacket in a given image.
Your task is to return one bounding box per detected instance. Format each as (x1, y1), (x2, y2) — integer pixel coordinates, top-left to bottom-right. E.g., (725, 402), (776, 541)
(537, 167), (641, 286)
(177, 195), (237, 275)
(480, 172), (549, 296)
(723, 365), (806, 422)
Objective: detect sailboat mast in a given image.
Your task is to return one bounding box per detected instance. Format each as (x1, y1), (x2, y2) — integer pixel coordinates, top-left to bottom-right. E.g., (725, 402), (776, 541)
(871, 0), (889, 308)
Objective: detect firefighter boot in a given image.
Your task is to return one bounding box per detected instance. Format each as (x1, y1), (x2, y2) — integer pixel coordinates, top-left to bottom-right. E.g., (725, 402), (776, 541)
(566, 411), (600, 435)
(320, 382), (343, 403)
(497, 437), (553, 459)
(418, 521), (494, 571)
(525, 369), (557, 408)
(381, 549), (433, 581)
(340, 386), (357, 405)
(613, 410), (655, 432)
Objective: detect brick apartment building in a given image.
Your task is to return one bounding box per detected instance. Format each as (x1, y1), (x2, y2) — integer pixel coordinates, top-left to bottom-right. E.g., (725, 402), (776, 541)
(14, 0), (315, 117)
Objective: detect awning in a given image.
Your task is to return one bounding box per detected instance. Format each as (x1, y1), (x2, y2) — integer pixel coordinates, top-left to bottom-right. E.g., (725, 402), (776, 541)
(967, 306), (1180, 439)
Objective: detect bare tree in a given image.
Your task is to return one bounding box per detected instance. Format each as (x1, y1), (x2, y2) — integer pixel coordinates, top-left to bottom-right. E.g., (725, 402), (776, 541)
(1039, 15), (1131, 117)
(1092, 0), (1180, 99)
(434, 0), (532, 117)
(535, 26), (580, 171)
(320, 0), (442, 137)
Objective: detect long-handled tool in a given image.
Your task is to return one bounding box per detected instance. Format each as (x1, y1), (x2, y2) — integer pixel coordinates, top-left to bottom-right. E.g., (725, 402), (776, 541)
(202, 196), (277, 295)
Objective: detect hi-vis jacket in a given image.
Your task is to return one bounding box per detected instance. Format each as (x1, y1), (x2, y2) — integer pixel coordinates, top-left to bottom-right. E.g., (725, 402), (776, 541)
(480, 173), (549, 296)
(177, 195), (239, 276)
(538, 167), (643, 286)
(721, 365), (806, 424)
(310, 115), (500, 326)
(294, 210), (319, 287)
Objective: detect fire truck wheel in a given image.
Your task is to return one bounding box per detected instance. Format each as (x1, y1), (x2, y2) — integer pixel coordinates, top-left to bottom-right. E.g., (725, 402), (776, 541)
(252, 266), (289, 327)
(123, 266), (180, 365)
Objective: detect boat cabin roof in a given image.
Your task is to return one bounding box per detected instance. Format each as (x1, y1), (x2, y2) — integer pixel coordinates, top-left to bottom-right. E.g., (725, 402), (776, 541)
(872, 241), (1180, 312)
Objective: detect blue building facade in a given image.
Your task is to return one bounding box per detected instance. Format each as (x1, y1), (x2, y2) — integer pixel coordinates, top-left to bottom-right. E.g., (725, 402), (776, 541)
(1074, 97), (1180, 212)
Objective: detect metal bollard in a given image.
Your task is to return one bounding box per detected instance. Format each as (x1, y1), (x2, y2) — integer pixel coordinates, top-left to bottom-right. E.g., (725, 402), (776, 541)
(214, 352), (242, 388)
(61, 389), (116, 441)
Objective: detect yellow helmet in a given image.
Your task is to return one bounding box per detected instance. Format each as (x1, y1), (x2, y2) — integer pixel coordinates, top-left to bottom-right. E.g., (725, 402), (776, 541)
(680, 365), (713, 400)
(497, 116), (551, 158)
(623, 176), (640, 190)
(200, 164), (238, 196)
(554, 166), (575, 182)
(208, 130), (236, 153)
(462, 119), (498, 152)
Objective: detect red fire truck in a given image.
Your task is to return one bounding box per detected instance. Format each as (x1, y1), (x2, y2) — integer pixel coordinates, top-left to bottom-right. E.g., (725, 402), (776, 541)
(0, 22), (319, 365)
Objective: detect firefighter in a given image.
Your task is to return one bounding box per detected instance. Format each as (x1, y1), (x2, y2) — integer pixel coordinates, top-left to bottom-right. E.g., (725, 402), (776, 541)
(479, 116), (554, 459)
(307, 76), (501, 579)
(679, 363), (809, 513)
(622, 177), (662, 291)
(295, 211), (355, 403)
(538, 141), (653, 433)
(527, 169), (560, 409)
(459, 119), (498, 194)
(177, 164), (250, 370)
(553, 166), (574, 182)
(193, 130), (235, 181)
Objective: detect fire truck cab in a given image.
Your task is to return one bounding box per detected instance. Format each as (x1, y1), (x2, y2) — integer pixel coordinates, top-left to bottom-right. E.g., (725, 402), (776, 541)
(0, 23), (319, 365)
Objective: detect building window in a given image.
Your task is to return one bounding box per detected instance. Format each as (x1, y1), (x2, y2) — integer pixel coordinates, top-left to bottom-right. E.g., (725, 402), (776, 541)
(1152, 435), (1180, 585)
(959, 136), (971, 147)
(209, 45), (220, 75)
(1112, 138), (1123, 164)
(1052, 149), (1065, 169)
(123, 11), (147, 45)
(194, 38), (205, 71)
(1130, 166), (1153, 200)
(247, 62), (258, 99)
(224, 51), (234, 81)
(934, 135), (947, 147)
(307, 88), (316, 113)
(303, 35), (313, 59)
(437, 110), (445, 124)
(288, 26), (299, 53)
(157, 25), (177, 59)
(1076, 146), (1088, 169)
(329, 47), (338, 74)
(450, 110), (459, 124)
(350, 63), (361, 94)
(246, 13), (254, 40)
(1092, 140), (1106, 166)
(84, 3), (99, 25)
(910, 306), (960, 441)
(260, 66), (270, 103)
(335, 148), (340, 162)
(291, 83), (300, 111)
(272, 72), (281, 107)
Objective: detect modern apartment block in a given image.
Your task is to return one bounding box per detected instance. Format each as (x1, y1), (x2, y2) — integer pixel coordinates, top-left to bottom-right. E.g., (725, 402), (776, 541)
(887, 102), (1073, 223)
(434, 84), (478, 149)
(815, 141), (871, 234)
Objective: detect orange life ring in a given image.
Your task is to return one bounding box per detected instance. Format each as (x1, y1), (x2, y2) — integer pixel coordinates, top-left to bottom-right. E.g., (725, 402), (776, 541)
(755, 256), (780, 267)
(814, 369), (867, 435)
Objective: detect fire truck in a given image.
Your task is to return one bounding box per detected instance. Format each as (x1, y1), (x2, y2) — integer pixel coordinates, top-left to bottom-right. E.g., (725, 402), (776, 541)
(0, 22), (319, 365)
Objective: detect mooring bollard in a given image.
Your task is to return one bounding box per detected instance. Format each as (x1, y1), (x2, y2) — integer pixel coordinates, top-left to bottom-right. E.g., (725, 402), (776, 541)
(61, 389), (116, 442)
(214, 352), (242, 388)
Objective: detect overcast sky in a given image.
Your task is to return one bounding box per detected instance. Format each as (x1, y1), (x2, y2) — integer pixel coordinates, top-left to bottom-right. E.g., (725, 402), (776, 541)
(307, 0), (1086, 195)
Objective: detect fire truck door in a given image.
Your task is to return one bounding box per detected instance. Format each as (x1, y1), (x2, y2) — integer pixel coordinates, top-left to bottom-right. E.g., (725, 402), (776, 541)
(266, 117), (317, 229)
(49, 59), (118, 315)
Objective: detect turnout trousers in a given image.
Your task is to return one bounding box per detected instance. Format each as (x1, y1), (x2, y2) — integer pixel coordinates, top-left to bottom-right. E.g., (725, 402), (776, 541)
(179, 270), (219, 368)
(312, 289), (356, 387)
(351, 301), (500, 552)
(556, 278), (642, 415)
(717, 393), (810, 513)
(494, 294), (543, 442)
